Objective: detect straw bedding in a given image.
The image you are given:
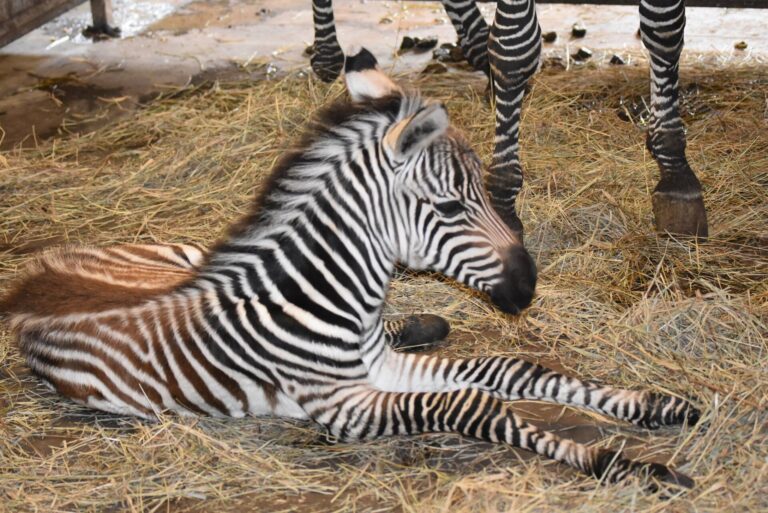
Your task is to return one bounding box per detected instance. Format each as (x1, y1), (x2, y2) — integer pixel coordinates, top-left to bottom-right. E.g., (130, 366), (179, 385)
(0, 60), (766, 512)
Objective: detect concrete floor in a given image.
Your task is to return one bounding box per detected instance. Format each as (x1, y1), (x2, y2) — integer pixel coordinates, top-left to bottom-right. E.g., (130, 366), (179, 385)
(1, 0), (767, 149)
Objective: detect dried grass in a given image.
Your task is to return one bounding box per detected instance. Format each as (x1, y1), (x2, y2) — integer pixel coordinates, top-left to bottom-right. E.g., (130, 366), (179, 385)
(1, 57), (766, 512)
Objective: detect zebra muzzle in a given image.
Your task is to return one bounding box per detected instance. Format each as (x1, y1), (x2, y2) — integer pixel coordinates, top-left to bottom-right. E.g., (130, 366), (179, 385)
(489, 246), (537, 314)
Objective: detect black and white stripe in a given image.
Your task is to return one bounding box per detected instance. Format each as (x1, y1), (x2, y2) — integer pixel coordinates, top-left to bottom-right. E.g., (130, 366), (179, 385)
(309, 0), (708, 238)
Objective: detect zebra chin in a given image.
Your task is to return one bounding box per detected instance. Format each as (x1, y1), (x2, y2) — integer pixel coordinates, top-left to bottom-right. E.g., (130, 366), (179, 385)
(487, 246), (537, 314)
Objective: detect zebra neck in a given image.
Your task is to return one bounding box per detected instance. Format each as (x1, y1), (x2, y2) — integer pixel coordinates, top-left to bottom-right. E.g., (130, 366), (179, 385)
(200, 211), (398, 334)
(197, 117), (406, 335)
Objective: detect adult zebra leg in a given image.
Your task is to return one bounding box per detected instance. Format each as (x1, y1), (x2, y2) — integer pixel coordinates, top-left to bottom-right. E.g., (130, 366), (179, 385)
(487, 0), (542, 238)
(640, 0), (708, 237)
(311, 386), (694, 488)
(441, 0), (491, 74)
(369, 352), (700, 429)
(311, 0), (345, 82)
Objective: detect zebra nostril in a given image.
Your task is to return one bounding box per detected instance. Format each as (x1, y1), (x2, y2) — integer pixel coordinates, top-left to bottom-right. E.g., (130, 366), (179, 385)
(488, 246), (537, 314)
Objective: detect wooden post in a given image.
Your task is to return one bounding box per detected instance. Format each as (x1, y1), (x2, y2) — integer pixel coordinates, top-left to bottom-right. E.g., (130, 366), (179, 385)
(0, 0), (87, 48)
(85, 0), (120, 38)
(90, 0), (114, 29)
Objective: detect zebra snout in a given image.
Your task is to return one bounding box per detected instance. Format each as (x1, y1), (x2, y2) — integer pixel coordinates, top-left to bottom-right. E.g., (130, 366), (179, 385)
(489, 246), (537, 314)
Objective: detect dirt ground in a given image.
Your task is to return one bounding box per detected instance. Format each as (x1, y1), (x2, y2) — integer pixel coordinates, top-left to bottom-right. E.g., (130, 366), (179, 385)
(0, 43), (767, 513)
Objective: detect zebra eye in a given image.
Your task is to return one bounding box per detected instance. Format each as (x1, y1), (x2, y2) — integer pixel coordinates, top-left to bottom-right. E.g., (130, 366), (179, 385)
(434, 200), (464, 217)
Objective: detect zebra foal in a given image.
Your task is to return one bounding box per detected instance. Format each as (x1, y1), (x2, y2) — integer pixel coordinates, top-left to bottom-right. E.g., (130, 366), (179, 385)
(311, 0), (709, 239)
(1, 48), (699, 489)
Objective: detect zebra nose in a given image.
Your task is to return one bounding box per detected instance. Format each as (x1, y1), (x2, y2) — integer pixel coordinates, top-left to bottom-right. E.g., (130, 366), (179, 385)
(489, 246), (537, 314)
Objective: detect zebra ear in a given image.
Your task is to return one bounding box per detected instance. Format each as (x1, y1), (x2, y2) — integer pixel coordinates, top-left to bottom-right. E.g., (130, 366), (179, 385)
(344, 47), (401, 101)
(384, 103), (449, 160)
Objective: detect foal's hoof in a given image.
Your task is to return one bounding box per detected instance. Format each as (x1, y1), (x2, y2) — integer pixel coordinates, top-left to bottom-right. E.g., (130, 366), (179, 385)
(652, 174), (708, 239)
(593, 450), (695, 491)
(310, 42), (345, 82)
(641, 462), (696, 491)
(387, 314), (451, 353)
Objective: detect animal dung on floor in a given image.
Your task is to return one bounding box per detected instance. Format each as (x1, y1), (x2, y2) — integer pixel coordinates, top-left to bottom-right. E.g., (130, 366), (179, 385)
(422, 62), (449, 75)
(398, 36), (439, 55)
(571, 23), (587, 38)
(610, 53), (627, 65)
(433, 42), (465, 63)
(572, 47), (593, 62)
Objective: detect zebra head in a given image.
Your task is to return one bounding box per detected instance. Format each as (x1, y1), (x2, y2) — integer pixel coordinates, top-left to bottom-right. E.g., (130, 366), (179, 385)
(344, 48), (536, 314)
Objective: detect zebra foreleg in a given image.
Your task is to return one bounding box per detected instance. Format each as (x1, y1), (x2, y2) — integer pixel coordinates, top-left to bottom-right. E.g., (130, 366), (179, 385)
(640, 0), (708, 237)
(486, 0), (542, 238)
(311, 0), (345, 82)
(370, 352), (700, 429)
(441, 0), (490, 74)
(455, 357), (700, 429)
(313, 387), (694, 488)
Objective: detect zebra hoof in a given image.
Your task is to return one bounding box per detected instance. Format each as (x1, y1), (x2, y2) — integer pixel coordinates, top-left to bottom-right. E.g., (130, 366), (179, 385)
(652, 173), (708, 239)
(592, 450), (695, 491)
(388, 314), (450, 353)
(310, 43), (345, 83)
(640, 462), (695, 491)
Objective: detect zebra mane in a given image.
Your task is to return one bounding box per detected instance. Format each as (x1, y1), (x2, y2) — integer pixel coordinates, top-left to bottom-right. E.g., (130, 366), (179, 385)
(221, 91), (426, 242)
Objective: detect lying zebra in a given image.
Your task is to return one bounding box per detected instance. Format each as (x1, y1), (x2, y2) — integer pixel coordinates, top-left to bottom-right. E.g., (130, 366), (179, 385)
(311, 0), (708, 239)
(1, 48), (698, 489)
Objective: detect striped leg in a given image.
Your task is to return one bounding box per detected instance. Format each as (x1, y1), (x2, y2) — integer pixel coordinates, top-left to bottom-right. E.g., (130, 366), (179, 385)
(487, 0), (542, 237)
(640, 0), (708, 237)
(311, 386), (694, 488)
(370, 352), (700, 429)
(311, 0), (344, 82)
(441, 0), (490, 74)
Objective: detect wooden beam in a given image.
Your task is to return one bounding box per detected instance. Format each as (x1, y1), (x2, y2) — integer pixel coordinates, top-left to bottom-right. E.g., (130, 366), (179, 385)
(0, 0), (86, 48)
